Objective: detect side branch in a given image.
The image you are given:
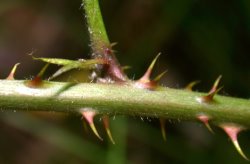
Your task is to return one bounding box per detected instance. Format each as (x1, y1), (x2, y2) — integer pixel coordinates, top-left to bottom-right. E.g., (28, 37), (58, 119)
(1, 80), (250, 127)
(83, 0), (127, 81)
(83, 0), (109, 51)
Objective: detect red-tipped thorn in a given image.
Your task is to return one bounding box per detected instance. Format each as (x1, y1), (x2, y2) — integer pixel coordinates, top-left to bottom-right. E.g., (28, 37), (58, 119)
(103, 115), (115, 144)
(26, 76), (43, 88)
(197, 75), (223, 103)
(139, 53), (161, 83)
(26, 63), (50, 88)
(197, 114), (214, 134)
(221, 124), (249, 160)
(80, 110), (103, 141)
(208, 75), (222, 94)
(185, 80), (200, 91)
(159, 118), (167, 142)
(135, 53), (165, 90)
(6, 63), (20, 80)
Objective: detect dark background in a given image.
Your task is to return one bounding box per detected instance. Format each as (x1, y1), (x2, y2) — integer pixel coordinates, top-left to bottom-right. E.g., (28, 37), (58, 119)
(0, 0), (249, 163)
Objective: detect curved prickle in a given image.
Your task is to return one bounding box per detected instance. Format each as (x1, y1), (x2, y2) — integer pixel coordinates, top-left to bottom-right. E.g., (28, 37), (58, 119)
(6, 63), (20, 80)
(154, 70), (168, 82)
(197, 114), (214, 134)
(220, 124), (249, 160)
(185, 80), (200, 91)
(80, 109), (103, 141)
(134, 53), (165, 90)
(159, 118), (167, 141)
(103, 115), (115, 144)
(197, 75), (223, 103)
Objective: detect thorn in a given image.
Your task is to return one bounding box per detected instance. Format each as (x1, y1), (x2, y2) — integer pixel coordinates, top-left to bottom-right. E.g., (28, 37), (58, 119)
(154, 70), (168, 82)
(198, 75), (223, 103)
(135, 53), (163, 90)
(139, 53), (161, 83)
(221, 124), (249, 160)
(27, 49), (36, 56)
(110, 42), (118, 47)
(159, 118), (167, 142)
(6, 63), (20, 80)
(122, 65), (132, 71)
(110, 42), (118, 53)
(197, 114), (214, 134)
(26, 76), (43, 88)
(209, 75), (222, 94)
(82, 120), (89, 133)
(185, 80), (200, 91)
(80, 109), (103, 141)
(104, 43), (118, 55)
(103, 115), (115, 144)
(37, 63), (50, 78)
(25, 63), (50, 88)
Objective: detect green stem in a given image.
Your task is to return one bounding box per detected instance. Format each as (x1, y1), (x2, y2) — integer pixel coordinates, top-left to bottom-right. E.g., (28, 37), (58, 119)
(83, 0), (109, 52)
(1, 80), (250, 127)
(83, 0), (127, 81)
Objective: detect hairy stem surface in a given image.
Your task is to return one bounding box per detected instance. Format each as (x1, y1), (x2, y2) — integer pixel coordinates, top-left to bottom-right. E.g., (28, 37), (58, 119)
(83, 0), (127, 81)
(1, 80), (250, 127)
(83, 0), (109, 51)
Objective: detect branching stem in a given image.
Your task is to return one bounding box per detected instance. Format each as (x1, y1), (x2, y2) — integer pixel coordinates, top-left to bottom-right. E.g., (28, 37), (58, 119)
(83, 0), (127, 81)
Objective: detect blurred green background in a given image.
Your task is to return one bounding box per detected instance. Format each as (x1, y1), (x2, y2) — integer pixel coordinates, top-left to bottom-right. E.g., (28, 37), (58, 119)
(0, 0), (250, 163)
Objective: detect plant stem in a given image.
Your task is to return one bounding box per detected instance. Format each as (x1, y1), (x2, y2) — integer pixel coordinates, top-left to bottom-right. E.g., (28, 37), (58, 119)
(83, 0), (127, 81)
(83, 0), (109, 52)
(1, 80), (250, 127)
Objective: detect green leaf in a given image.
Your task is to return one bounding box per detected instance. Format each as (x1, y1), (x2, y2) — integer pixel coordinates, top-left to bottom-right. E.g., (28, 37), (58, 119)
(33, 57), (105, 79)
